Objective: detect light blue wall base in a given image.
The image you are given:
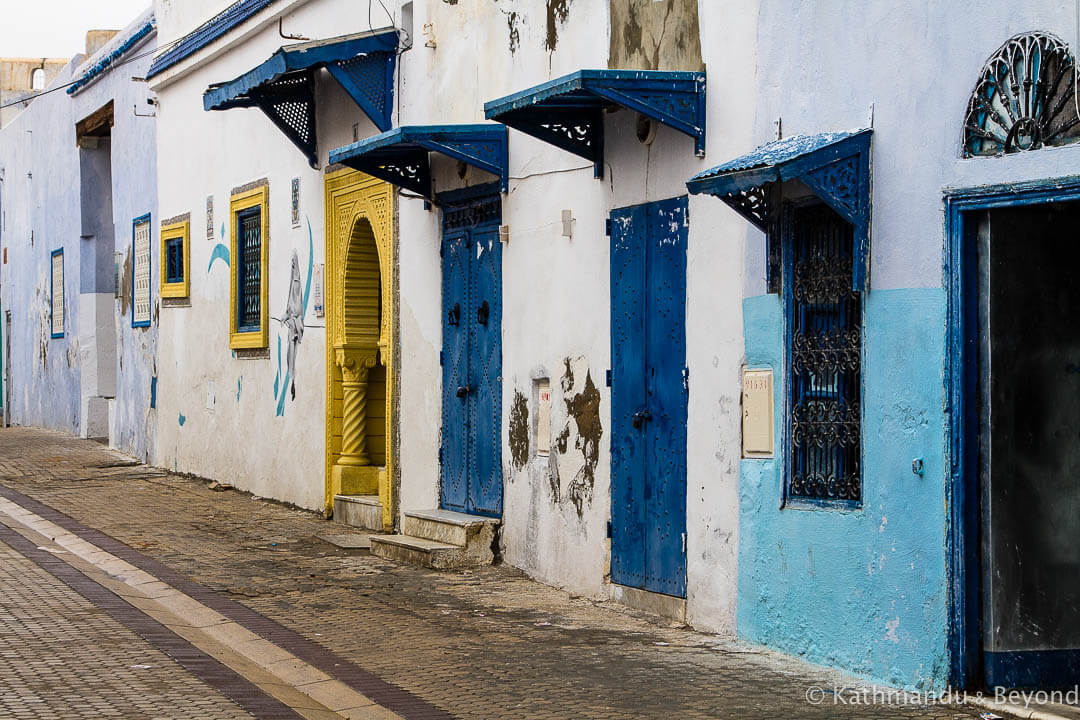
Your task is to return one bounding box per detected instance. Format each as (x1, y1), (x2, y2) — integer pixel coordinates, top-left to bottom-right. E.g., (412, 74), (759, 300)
(738, 288), (948, 691)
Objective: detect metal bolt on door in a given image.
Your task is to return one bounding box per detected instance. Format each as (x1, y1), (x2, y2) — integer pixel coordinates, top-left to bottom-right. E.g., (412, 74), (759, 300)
(610, 196), (688, 598)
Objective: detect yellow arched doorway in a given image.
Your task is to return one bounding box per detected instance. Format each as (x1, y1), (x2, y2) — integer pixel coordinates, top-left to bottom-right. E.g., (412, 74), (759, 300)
(325, 169), (395, 530)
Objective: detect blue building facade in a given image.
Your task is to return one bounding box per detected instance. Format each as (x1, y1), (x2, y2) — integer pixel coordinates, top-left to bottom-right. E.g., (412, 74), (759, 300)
(0, 11), (159, 458)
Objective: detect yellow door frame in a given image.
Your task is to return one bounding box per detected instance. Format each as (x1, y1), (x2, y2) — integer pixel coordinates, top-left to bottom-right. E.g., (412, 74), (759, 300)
(324, 168), (396, 530)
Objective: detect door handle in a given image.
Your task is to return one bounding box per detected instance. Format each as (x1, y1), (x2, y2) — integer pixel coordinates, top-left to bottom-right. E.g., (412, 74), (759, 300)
(456, 385), (471, 398)
(632, 410), (652, 428)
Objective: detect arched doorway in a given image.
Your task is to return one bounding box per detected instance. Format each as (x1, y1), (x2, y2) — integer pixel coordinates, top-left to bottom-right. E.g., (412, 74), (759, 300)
(332, 218), (385, 490)
(325, 169), (395, 529)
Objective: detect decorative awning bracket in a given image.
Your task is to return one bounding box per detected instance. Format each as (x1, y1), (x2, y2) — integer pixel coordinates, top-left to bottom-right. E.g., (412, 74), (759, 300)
(686, 129), (872, 292)
(204, 30), (398, 168)
(485, 69), (706, 179)
(328, 124), (509, 200)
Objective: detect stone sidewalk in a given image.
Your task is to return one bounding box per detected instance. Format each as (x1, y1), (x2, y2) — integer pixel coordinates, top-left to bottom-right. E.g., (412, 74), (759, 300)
(0, 427), (984, 719)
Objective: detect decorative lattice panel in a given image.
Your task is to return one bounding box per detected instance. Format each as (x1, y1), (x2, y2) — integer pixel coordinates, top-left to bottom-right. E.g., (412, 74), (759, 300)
(50, 251), (64, 337)
(133, 219), (151, 326)
(965, 31), (1080, 156)
(331, 52), (392, 129)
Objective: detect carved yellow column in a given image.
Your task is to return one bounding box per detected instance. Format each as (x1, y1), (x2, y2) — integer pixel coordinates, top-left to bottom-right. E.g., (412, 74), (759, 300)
(332, 345), (380, 495)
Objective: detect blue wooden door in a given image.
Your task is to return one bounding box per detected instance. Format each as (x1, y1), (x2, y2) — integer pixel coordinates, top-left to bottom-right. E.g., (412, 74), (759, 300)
(469, 225), (503, 516)
(610, 196), (688, 598)
(440, 229), (471, 512)
(440, 194), (503, 517)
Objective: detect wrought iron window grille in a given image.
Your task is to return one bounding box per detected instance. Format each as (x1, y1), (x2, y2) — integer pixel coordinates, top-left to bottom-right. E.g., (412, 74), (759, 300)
(785, 202), (862, 506)
(237, 207), (262, 332)
(166, 237), (184, 283)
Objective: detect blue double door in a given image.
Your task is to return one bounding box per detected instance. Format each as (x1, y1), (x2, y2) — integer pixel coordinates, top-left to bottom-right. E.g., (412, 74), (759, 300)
(440, 195), (503, 517)
(610, 196), (689, 598)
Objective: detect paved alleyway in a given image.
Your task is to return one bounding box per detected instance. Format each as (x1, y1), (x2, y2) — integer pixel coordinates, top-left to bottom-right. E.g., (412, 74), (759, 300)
(0, 428), (984, 719)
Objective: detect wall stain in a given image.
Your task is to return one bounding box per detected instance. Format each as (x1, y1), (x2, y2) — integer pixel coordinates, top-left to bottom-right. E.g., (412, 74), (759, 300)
(120, 253), (132, 316)
(544, 0), (571, 52)
(509, 388), (529, 469)
(504, 10), (521, 54)
(547, 453), (561, 503)
(555, 425), (569, 454)
(558, 362), (602, 516)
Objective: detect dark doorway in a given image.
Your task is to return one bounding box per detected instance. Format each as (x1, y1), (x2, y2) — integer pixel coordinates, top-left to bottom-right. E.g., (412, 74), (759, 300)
(978, 201), (1080, 687)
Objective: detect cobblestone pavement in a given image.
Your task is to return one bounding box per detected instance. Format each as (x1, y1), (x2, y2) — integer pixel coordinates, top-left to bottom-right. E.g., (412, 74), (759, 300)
(0, 538), (257, 719)
(0, 427), (986, 720)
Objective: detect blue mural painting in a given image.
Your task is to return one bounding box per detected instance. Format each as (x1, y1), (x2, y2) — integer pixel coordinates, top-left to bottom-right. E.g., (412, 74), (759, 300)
(208, 221), (229, 273)
(208, 244), (230, 273)
(273, 219), (313, 416)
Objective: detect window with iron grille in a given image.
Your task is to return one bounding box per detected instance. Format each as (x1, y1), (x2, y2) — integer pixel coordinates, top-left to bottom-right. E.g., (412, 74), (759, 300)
(132, 215), (152, 327)
(160, 217), (189, 299)
(228, 183), (268, 350)
(786, 203), (862, 505)
(166, 238), (183, 283)
(50, 249), (64, 338)
(237, 207), (261, 331)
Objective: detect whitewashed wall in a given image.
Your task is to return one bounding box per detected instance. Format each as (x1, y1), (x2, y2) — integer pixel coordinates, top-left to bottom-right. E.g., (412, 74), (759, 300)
(149, 0), (388, 509)
(392, 1), (757, 638)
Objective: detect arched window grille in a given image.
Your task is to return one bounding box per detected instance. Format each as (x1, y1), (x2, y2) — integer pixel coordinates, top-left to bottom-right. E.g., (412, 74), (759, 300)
(964, 32), (1080, 157)
(30, 68), (45, 91)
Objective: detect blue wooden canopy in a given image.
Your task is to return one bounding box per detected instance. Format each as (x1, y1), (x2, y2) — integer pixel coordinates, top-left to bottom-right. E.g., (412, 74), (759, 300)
(203, 30), (398, 168)
(687, 129), (873, 291)
(328, 125), (509, 200)
(484, 69), (706, 178)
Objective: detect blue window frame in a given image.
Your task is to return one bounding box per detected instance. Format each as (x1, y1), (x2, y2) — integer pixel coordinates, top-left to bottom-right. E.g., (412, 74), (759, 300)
(236, 206), (262, 332)
(49, 248), (64, 338)
(784, 202), (862, 506)
(165, 236), (184, 283)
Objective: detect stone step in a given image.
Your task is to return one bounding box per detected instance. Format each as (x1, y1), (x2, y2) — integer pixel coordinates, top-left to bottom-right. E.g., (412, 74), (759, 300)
(369, 534), (467, 569)
(372, 509), (500, 570)
(403, 508), (499, 547)
(332, 495), (382, 531)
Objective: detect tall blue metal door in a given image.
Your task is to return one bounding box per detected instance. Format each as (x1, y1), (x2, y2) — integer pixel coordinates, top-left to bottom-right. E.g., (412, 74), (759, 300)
(610, 196), (688, 598)
(440, 193), (503, 517)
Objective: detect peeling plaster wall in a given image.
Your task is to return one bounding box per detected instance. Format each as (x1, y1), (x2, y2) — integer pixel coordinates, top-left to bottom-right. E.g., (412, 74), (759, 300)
(737, 0), (1080, 691)
(395, 0), (754, 633)
(0, 12), (158, 448)
(148, 0), (379, 510)
(0, 62), (83, 434)
(95, 20), (159, 460)
(608, 0), (703, 71)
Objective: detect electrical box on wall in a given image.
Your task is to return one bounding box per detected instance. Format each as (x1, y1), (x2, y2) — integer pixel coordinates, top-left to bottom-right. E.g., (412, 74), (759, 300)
(742, 368), (774, 458)
(536, 378), (551, 456)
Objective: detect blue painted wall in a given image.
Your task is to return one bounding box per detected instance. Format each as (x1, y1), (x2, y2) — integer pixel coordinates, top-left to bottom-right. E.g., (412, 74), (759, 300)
(738, 288), (948, 690)
(0, 11), (157, 454)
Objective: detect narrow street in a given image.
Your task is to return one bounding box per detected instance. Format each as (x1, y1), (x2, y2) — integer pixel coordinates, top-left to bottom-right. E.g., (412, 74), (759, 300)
(0, 427), (982, 720)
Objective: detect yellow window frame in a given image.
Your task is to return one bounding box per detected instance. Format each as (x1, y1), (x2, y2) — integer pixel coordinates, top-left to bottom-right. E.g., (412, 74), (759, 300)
(159, 219), (190, 298)
(229, 185), (269, 349)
